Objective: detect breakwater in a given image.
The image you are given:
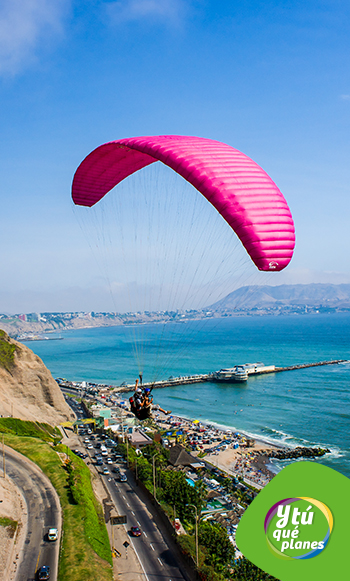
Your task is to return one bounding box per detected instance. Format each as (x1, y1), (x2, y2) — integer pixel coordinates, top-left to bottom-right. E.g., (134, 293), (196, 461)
(256, 446), (331, 461)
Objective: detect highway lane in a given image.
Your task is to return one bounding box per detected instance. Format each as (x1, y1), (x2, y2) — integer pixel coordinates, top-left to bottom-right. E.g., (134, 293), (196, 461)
(102, 471), (186, 581)
(4, 446), (61, 581)
(70, 426), (188, 580)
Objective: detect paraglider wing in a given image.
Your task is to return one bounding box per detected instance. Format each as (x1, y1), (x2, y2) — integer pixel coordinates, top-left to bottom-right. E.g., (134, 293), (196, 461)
(72, 135), (295, 271)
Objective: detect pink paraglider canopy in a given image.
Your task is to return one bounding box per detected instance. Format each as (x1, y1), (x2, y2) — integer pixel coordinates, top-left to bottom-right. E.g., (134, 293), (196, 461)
(72, 135), (295, 271)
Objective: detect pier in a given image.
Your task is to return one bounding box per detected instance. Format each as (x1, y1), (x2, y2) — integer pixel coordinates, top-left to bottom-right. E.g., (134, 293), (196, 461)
(57, 359), (349, 394)
(113, 359), (349, 392)
(274, 359), (349, 373)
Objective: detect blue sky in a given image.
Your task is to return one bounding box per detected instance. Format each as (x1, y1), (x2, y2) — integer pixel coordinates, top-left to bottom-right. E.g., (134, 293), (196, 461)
(0, 0), (349, 313)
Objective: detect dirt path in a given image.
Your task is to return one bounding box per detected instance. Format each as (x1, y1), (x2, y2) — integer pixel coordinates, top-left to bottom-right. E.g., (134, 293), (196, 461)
(0, 470), (28, 580)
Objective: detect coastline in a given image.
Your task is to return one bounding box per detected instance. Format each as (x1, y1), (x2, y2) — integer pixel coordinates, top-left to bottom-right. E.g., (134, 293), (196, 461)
(112, 395), (303, 487)
(115, 396), (330, 487)
(150, 410), (284, 486)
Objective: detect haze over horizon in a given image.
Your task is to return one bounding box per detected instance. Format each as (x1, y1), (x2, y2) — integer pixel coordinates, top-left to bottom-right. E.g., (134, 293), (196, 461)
(1, 1), (349, 313)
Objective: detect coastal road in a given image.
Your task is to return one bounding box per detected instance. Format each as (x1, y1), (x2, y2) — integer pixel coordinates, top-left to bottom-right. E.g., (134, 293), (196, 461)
(102, 471), (187, 581)
(4, 446), (61, 581)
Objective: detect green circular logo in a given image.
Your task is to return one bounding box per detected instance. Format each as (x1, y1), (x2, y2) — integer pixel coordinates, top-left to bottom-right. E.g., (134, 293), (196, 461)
(264, 497), (333, 560)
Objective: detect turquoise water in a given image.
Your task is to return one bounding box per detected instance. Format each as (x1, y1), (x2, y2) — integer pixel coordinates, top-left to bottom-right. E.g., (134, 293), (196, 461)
(29, 313), (350, 478)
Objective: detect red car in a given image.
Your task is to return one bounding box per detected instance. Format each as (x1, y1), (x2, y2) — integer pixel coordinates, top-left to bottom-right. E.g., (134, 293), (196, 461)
(130, 526), (142, 537)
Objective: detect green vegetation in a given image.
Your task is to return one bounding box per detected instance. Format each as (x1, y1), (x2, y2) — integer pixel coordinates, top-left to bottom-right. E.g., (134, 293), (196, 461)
(231, 557), (279, 580)
(4, 432), (112, 581)
(0, 517), (18, 537)
(199, 522), (235, 572)
(177, 522), (235, 581)
(0, 330), (17, 372)
(0, 418), (61, 443)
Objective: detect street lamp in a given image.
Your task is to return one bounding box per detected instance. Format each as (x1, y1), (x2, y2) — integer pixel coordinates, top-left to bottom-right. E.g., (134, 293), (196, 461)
(187, 503), (199, 568)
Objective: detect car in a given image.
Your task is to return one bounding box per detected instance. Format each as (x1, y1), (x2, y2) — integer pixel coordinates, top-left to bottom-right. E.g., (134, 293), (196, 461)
(107, 458), (113, 464)
(119, 473), (127, 482)
(38, 565), (50, 580)
(47, 528), (58, 541)
(102, 467), (110, 475)
(87, 444), (94, 449)
(96, 460), (103, 466)
(130, 526), (142, 537)
(112, 466), (120, 474)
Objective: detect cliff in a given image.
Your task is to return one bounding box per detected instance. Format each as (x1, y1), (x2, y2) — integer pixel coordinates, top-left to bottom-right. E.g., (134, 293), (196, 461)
(0, 330), (74, 425)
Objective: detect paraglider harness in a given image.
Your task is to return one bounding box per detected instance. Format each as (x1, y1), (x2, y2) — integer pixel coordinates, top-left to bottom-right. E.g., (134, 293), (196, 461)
(129, 385), (154, 420)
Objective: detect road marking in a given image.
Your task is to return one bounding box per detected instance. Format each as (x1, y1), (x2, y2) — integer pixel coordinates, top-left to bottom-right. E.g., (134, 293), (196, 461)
(128, 539), (151, 581)
(143, 532), (148, 538)
(157, 557), (163, 566)
(137, 520), (141, 526)
(122, 495), (126, 499)
(131, 511), (135, 515)
(35, 549), (41, 573)
(126, 502), (130, 507)
(150, 543), (154, 551)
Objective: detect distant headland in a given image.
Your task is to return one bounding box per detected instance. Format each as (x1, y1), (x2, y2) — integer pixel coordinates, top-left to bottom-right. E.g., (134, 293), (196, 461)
(1, 283), (350, 337)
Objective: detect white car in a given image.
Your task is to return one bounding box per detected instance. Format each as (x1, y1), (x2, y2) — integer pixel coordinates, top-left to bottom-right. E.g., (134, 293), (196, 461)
(47, 528), (58, 541)
(107, 458), (113, 464)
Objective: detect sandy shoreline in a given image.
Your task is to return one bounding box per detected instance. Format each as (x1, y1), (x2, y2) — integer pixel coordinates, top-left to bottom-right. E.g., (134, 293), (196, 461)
(145, 408), (281, 486)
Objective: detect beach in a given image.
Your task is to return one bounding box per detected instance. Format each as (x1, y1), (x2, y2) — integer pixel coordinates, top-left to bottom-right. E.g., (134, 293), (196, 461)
(109, 395), (292, 487)
(153, 412), (284, 485)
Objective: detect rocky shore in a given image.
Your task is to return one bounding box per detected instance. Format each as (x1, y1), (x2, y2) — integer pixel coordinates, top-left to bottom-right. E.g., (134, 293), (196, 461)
(256, 446), (330, 461)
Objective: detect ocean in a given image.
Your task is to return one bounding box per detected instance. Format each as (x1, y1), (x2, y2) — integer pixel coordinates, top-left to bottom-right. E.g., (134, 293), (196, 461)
(28, 313), (350, 478)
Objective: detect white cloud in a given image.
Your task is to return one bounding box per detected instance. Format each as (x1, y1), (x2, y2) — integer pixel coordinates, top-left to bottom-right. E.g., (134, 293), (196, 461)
(0, 0), (70, 75)
(340, 94), (350, 101)
(105, 0), (187, 25)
